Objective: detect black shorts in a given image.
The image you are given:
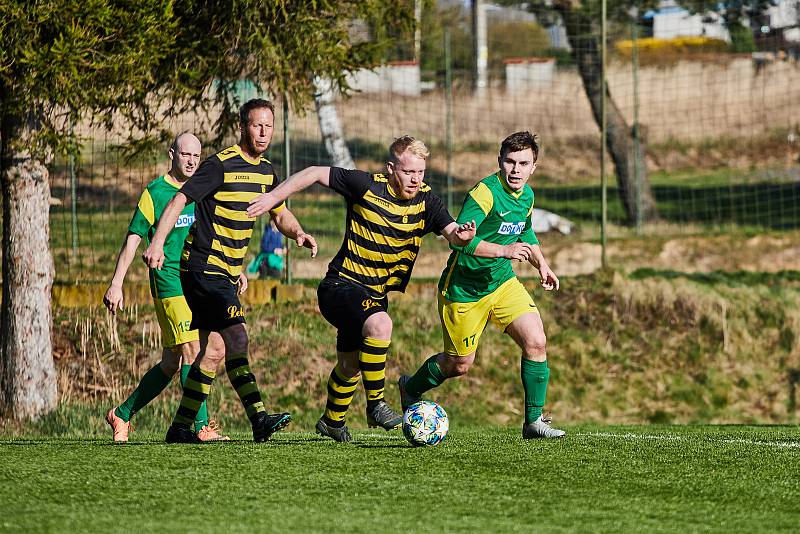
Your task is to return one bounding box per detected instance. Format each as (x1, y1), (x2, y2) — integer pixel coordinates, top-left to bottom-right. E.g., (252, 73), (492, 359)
(180, 270), (245, 332)
(317, 277), (389, 353)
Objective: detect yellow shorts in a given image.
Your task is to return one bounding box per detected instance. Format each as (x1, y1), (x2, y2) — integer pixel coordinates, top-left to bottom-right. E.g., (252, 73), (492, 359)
(439, 277), (538, 357)
(153, 295), (199, 348)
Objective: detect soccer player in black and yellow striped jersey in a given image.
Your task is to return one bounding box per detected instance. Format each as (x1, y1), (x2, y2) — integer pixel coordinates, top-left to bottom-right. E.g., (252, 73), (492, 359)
(143, 99), (318, 444)
(247, 136), (476, 442)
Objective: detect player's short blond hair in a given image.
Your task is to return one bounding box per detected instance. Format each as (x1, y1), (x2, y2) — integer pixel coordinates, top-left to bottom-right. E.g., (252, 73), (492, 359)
(388, 136), (430, 162)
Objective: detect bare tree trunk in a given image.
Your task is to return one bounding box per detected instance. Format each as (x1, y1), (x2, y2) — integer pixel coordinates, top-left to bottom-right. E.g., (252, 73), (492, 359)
(0, 111), (57, 420)
(556, 4), (657, 225)
(313, 77), (355, 169)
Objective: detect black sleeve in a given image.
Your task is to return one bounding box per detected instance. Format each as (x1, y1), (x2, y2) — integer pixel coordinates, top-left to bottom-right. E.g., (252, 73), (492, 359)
(181, 157), (224, 203)
(268, 162), (282, 189)
(425, 192), (455, 235)
(328, 167), (372, 199)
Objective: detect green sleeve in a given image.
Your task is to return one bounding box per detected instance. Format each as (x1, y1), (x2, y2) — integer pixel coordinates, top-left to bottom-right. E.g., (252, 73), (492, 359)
(520, 207), (539, 245)
(451, 194), (489, 255)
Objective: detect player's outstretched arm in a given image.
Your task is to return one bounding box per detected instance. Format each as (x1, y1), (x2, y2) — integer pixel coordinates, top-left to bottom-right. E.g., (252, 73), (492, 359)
(247, 166), (332, 218)
(441, 220), (477, 247)
(271, 208), (318, 258)
(103, 232), (143, 315)
(529, 244), (559, 291)
(468, 239), (535, 261)
(142, 192), (188, 270)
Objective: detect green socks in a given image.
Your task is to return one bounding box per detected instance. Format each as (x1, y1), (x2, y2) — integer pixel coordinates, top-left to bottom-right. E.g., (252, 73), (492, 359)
(521, 359), (550, 424)
(114, 362), (211, 430)
(405, 355), (446, 398)
(115, 363), (172, 422)
(181, 364), (209, 432)
(404, 356), (550, 424)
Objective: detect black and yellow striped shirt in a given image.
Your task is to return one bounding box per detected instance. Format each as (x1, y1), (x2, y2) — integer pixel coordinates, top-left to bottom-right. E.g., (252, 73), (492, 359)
(180, 144), (285, 279)
(325, 167), (453, 297)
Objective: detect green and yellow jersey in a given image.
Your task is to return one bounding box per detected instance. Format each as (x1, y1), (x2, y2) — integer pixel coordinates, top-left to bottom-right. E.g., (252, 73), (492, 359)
(128, 174), (195, 299)
(325, 167), (454, 297)
(439, 173), (539, 303)
(180, 144), (286, 280)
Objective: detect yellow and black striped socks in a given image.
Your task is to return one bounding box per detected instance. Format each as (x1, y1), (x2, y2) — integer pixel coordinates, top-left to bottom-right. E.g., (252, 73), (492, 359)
(322, 364), (360, 428)
(225, 353), (266, 424)
(359, 337), (391, 410)
(174, 366), (215, 428)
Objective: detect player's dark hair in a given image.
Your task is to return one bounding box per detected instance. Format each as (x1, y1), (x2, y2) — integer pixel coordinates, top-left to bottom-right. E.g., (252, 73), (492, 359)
(500, 131), (539, 161)
(239, 98), (275, 125)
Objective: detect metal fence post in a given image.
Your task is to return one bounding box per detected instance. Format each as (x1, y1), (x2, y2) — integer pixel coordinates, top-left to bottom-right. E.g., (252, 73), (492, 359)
(601, 0), (608, 269)
(69, 131), (78, 260)
(445, 29), (454, 214)
(632, 19), (644, 234)
(283, 96), (292, 285)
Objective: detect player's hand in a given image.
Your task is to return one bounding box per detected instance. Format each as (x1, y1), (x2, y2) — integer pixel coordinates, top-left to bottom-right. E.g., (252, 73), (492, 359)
(501, 242), (534, 261)
(453, 220), (477, 244)
(296, 232), (318, 258)
(246, 192), (277, 218)
(539, 263), (560, 291)
(237, 273), (248, 295)
(103, 284), (124, 315)
(142, 244), (165, 270)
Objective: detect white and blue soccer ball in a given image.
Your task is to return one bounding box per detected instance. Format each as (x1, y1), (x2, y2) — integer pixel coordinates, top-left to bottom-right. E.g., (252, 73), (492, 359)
(402, 400), (449, 447)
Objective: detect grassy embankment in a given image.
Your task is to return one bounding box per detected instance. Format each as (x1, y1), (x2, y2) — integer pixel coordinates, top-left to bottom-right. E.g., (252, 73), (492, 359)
(6, 269), (797, 440)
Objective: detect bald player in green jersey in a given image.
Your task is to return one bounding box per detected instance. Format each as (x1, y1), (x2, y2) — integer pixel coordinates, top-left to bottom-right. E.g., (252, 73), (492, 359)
(399, 131), (565, 439)
(103, 132), (229, 442)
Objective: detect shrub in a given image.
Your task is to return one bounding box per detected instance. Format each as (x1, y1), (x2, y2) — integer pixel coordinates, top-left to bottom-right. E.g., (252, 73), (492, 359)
(614, 36), (729, 65)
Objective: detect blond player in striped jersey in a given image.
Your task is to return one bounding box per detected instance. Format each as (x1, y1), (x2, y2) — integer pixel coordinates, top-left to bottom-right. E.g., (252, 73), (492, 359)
(247, 136), (476, 442)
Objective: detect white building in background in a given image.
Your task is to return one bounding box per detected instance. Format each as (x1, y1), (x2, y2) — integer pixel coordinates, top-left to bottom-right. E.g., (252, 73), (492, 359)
(767, 0), (800, 42)
(346, 62), (421, 97)
(646, 0), (799, 43)
(504, 57), (556, 91)
(647, 1), (730, 41)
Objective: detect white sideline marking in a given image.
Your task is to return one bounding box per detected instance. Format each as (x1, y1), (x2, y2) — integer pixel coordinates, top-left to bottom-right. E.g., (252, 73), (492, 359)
(360, 433), (402, 439)
(581, 431), (800, 449)
(718, 438), (800, 449)
(284, 431), (400, 439)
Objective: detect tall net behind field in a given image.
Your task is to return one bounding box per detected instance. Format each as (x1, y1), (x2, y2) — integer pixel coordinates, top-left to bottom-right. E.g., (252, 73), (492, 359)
(47, 3), (800, 285)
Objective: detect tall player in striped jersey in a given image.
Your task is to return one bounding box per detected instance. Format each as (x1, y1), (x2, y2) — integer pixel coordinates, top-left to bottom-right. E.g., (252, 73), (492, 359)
(103, 133), (228, 442)
(247, 136), (476, 442)
(143, 99), (318, 443)
(398, 131), (566, 439)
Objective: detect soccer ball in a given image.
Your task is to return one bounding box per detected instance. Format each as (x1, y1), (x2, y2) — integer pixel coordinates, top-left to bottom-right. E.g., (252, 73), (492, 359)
(402, 400), (449, 447)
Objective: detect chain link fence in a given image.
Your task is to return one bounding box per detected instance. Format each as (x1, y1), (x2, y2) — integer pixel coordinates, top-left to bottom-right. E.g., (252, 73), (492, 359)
(48, 2), (800, 285)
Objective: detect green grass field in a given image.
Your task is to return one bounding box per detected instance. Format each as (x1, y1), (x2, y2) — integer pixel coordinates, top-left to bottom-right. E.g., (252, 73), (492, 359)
(2, 425), (798, 532)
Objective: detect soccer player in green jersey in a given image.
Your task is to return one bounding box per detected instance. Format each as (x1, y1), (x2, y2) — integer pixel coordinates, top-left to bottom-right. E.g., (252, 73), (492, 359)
(103, 133), (229, 442)
(247, 136), (476, 442)
(144, 99), (318, 444)
(399, 131), (566, 439)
